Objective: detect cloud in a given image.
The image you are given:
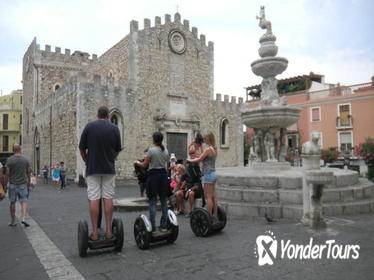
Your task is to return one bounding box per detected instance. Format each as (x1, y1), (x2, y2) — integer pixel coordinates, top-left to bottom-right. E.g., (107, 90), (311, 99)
(0, 64), (22, 95)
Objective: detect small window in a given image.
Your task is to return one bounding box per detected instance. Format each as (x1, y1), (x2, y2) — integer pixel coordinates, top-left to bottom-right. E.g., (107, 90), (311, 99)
(3, 114), (8, 130)
(19, 135), (22, 145)
(338, 104), (351, 126)
(311, 107), (320, 122)
(339, 131), (352, 152)
(220, 118), (229, 147)
(20, 96), (22, 104)
(3, 135), (8, 152)
(53, 83), (61, 92)
(20, 114), (22, 125)
(108, 71), (114, 78)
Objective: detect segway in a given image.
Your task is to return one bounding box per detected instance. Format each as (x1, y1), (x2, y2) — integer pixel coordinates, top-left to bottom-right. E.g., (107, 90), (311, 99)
(134, 209), (178, 250)
(190, 205), (226, 237)
(78, 199), (124, 257)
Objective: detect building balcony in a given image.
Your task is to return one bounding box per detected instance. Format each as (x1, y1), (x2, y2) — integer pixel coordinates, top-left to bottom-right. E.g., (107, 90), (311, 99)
(336, 116), (353, 129)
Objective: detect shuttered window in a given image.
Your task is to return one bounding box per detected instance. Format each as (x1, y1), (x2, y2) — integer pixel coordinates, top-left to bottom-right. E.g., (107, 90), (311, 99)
(339, 132), (352, 151)
(311, 107), (320, 121)
(339, 104), (350, 126)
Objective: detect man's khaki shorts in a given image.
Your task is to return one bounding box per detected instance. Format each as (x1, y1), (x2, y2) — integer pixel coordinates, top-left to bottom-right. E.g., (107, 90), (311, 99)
(87, 174), (115, 200)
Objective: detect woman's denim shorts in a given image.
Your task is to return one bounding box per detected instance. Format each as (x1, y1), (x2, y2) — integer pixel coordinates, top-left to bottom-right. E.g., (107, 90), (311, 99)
(203, 171), (217, 184)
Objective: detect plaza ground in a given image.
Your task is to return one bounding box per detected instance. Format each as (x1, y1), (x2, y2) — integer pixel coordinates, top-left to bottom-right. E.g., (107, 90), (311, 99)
(0, 180), (373, 280)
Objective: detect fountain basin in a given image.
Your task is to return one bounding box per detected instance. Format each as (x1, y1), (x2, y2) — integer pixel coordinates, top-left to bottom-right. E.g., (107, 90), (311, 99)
(305, 170), (334, 185)
(251, 57), (288, 78)
(242, 105), (300, 128)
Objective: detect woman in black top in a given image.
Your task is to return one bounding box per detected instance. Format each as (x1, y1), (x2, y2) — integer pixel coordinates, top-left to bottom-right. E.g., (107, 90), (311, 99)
(134, 132), (170, 232)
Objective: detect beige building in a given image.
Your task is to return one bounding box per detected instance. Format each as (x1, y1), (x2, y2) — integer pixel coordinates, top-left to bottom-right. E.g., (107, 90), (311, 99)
(0, 90), (23, 164)
(22, 13), (243, 178)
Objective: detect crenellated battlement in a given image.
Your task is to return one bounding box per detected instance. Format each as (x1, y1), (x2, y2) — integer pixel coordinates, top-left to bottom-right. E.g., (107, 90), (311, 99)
(214, 93), (244, 113)
(129, 12), (213, 49)
(35, 40), (98, 64)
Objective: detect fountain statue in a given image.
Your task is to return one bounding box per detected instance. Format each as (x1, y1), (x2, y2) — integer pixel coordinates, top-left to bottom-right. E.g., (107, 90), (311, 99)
(214, 6), (374, 223)
(242, 6), (301, 163)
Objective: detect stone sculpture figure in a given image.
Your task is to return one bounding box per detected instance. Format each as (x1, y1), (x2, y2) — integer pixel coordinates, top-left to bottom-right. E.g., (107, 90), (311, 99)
(264, 130), (276, 162)
(256, 6), (273, 36)
(261, 78), (279, 106)
(302, 132), (321, 155)
(254, 130), (262, 161)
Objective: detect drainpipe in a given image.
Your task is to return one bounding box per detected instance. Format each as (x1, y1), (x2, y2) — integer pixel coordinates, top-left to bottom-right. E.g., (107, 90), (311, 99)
(49, 106), (52, 167)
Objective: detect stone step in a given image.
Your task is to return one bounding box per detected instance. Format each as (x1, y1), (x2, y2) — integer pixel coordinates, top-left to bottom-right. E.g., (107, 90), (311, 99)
(220, 201), (283, 219)
(216, 187), (279, 203)
(322, 198), (374, 216)
(217, 181), (374, 205)
(220, 198), (374, 220)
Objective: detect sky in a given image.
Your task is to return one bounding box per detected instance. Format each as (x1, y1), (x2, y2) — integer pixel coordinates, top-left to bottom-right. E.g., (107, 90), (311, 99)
(0, 0), (373, 99)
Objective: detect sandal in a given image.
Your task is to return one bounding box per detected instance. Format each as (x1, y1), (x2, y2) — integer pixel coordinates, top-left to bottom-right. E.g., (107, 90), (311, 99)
(105, 232), (114, 240)
(89, 233), (99, 241)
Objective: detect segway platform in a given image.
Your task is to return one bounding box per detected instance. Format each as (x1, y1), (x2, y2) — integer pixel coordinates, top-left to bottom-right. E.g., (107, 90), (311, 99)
(78, 216), (124, 257)
(134, 209), (179, 250)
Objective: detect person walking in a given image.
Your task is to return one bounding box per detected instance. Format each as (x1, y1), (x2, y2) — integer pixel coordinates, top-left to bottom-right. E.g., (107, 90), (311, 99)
(42, 165), (49, 184)
(134, 131), (170, 232)
(59, 162), (67, 190)
(187, 132), (218, 218)
(79, 106), (122, 241)
(5, 144), (32, 227)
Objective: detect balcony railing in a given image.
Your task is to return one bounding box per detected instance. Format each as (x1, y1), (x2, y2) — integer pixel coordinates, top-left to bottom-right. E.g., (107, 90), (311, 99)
(336, 115), (353, 129)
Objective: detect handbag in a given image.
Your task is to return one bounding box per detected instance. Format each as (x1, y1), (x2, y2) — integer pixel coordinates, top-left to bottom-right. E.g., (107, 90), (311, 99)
(0, 185), (5, 200)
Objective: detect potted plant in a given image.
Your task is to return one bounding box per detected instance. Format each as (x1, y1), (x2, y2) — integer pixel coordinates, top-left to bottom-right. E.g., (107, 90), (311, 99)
(354, 138), (374, 180)
(321, 147), (339, 165)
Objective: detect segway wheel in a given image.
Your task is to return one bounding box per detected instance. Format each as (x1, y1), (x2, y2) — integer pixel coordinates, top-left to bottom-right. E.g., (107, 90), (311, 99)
(190, 208), (212, 237)
(112, 217), (124, 252)
(166, 220), (179, 244)
(134, 217), (150, 250)
(216, 205), (227, 232)
(78, 219), (89, 257)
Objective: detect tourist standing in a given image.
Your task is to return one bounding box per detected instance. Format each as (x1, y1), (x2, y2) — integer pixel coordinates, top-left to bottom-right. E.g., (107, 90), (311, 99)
(134, 131), (170, 232)
(187, 132), (204, 207)
(5, 144), (32, 227)
(42, 165), (49, 184)
(79, 106), (122, 241)
(52, 163), (60, 188)
(187, 132), (218, 217)
(187, 133), (203, 181)
(60, 161), (67, 190)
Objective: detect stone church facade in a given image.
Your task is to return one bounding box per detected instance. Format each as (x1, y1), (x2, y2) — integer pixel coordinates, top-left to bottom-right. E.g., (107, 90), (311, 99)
(22, 13), (243, 179)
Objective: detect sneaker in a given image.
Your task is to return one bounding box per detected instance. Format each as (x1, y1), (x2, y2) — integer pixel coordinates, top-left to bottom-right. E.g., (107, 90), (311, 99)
(21, 220), (30, 227)
(8, 222), (17, 227)
(159, 227), (168, 233)
(89, 233), (99, 241)
(105, 232), (114, 240)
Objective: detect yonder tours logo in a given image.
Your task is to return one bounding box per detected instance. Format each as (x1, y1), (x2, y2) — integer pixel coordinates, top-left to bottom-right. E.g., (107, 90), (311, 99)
(254, 231), (360, 266)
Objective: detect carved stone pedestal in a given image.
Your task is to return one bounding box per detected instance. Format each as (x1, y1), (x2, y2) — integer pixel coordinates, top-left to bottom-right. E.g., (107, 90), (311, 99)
(301, 155), (333, 229)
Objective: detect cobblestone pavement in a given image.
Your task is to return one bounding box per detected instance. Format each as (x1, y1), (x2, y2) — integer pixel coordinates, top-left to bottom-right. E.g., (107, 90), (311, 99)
(1, 180), (374, 280)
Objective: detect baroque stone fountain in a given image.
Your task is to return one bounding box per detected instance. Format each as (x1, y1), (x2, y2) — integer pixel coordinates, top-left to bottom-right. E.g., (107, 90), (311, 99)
(242, 6), (300, 164)
(215, 6), (374, 221)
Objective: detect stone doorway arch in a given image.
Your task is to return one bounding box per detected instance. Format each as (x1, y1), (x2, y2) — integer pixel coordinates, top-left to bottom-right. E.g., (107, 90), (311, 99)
(109, 109), (124, 146)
